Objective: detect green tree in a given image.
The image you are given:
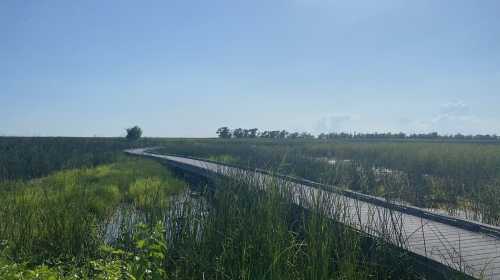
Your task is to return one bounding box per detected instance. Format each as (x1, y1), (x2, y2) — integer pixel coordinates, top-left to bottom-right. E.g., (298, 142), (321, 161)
(126, 126), (143, 141)
(233, 128), (245, 138)
(216, 127), (232, 138)
(248, 128), (259, 138)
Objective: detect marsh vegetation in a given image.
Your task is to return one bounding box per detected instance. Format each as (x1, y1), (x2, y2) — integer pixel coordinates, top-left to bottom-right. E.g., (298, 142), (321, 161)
(154, 139), (500, 226)
(0, 137), (485, 279)
(0, 158), (427, 279)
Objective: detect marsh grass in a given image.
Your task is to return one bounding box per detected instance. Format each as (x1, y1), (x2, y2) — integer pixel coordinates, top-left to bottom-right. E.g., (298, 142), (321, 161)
(158, 170), (422, 280)
(0, 153), (464, 279)
(154, 139), (500, 225)
(0, 137), (167, 181)
(0, 157), (186, 263)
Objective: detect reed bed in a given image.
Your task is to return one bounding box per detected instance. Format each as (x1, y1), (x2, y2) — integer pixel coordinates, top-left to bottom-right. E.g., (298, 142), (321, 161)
(153, 139), (500, 225)
(0, 144), (470, 279)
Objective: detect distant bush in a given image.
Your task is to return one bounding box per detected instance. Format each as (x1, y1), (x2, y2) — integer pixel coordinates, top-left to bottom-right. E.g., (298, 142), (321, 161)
(126, 126), (143, 141)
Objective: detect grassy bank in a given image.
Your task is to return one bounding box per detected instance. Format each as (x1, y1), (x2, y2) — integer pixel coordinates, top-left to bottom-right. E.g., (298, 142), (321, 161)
(0, 137), (177, 181)
(0, 157), (186, 264)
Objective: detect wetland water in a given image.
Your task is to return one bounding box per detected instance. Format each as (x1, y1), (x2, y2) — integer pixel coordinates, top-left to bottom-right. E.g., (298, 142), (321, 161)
(316, 156), (494, 224)
(104, 188), (208, 244)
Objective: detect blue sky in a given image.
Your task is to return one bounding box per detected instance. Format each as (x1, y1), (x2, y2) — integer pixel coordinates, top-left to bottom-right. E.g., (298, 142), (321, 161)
(1, 0), (500, 137)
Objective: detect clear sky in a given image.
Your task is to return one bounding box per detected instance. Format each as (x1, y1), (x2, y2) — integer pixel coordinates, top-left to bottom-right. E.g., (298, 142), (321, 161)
(1, 0), (500, 137)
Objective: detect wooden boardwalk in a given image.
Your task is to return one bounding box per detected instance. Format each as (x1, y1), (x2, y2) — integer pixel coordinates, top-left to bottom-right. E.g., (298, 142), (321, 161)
(126, 148), (500, 279)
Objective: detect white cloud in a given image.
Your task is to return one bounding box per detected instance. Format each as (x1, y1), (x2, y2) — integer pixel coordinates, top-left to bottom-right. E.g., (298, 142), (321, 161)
(311, 101), (500, 135)
(439, 100), (469, 116)
(410, 100), (499, 135)
(314, 113), (360, 133)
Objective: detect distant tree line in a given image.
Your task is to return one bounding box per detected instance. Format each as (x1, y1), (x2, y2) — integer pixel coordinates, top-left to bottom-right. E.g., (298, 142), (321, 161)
(217, 127), (500, 141)
(216, 127), (314, 139)
(317, 132), (500, 141)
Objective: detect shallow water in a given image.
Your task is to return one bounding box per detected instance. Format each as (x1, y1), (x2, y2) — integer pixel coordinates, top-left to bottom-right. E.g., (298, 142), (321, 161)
(103, 189), (207, 244)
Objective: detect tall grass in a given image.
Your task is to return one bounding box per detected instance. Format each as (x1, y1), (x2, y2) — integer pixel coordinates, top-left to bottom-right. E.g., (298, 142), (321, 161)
(0, 136), (174, 181)
(160, 172), (426, 280)
(154, 139), (500, 225)
(0, 157), (186, 263)
(0, 150), (465, 279)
